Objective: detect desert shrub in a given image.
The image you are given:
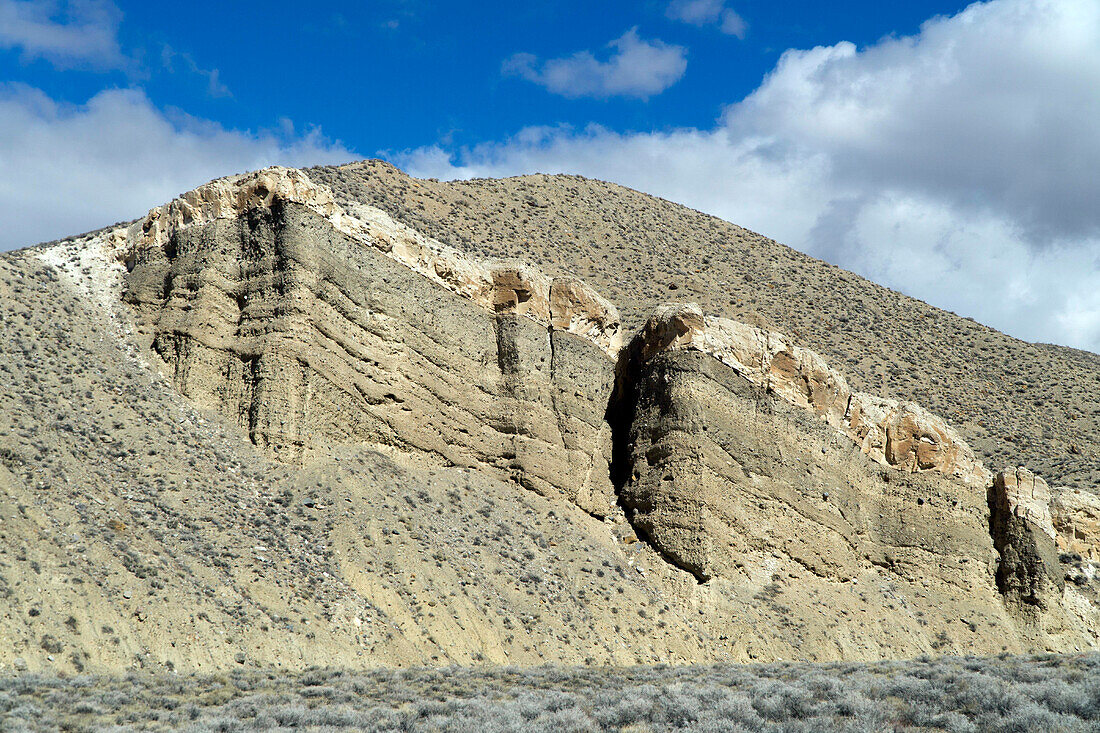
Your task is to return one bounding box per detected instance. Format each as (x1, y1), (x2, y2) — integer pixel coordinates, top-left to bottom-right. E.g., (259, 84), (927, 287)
(708, 694), (765, 729)
(1025, 678), (1094, 716)
(4, 653), (1100, 731)
(590, 685), (657, 727)
(987, 701), (1083, 733)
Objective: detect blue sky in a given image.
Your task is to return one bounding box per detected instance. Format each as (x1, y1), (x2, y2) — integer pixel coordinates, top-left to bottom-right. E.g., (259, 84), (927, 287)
(2, 1), (971, 155)
(2, 0), (1100, 353)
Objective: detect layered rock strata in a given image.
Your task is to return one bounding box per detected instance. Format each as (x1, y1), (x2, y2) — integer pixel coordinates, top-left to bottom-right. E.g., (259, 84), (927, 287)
(122, 171), (620, 516)
(120, 169), (1086, 598)
(638, 303), (990, 488)
(119, 168), (1001, 536)
(614, 341), (999, 586)
(121, 169), (989, 493)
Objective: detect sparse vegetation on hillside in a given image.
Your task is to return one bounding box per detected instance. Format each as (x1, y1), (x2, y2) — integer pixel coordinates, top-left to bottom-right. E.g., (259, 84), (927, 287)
(3, 654), (1099, 732)
(2, 164), (1098, 676)
(309, 161), (1100, 492)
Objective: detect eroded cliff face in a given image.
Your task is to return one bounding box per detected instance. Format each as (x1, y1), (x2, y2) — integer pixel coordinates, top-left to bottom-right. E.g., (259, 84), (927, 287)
(990, 468), (1063, 608)
(37, 165), (1093, 667)
(635, 304), (990, 489)
(123, 192), (618, 517)
(615, 346), (994, 585)
(608, 322), (1099, 655)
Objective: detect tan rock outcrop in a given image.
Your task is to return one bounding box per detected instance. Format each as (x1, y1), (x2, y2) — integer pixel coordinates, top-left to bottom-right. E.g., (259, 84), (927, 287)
(994, 468), (1057, 540)
(549, 278), (622, 354)
(122, 171), (999, 574)
(123, 189), (619, 516)
(122, 166), (623, 357)
(488, 262), (552, 320)
(614, 337), (1036, 655)
(1052, 487), (1100, 560)
(639, 302), (707, 359)
(637, 303), (990, 487)
(132, 167), (340, 254)
(124, 173), (979, 493)
(990, 468), (1063, 607)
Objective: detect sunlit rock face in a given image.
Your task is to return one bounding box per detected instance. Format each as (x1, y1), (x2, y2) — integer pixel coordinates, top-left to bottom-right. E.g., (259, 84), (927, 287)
(990, 468), (1063, 609)
(123, 170), (620, 517)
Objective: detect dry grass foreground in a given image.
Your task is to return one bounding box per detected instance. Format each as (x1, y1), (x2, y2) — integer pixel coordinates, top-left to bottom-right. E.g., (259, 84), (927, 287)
(2, 653), (1099, 732)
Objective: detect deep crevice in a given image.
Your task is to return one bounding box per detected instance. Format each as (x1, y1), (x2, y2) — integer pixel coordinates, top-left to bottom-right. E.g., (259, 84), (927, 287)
(605, 338), (639, 497)
(604, 337), (710, 583)
(547, 328), (569, 450)
(241, 353), (261, 444)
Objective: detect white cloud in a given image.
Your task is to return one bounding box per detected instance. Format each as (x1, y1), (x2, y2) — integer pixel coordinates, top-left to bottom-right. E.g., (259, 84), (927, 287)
(666, 0), (747, 38)
(503, 28), (687, 99)
(0, 0), (126, 70)
(719, 10), (747, 38)
(400, 0), (1100, 352)
(161, 45), (232, 98)
(0, 84), (353, 250)
(727, 0), (1100, 242)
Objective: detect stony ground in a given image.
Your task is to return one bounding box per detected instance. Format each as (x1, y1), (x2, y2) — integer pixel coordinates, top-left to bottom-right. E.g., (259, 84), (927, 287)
(309, 161), (1100, 492)
(3, 653), (1099, 731)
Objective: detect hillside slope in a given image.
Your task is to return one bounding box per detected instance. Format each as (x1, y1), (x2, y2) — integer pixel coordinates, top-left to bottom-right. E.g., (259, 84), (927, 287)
(1, 236), (728, 673)
(0, 163), (1097, 675)
(309, 161), (1100, 492)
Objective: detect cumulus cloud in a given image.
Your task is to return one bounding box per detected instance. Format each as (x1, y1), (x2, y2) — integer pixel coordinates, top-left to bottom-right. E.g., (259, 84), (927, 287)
(401, 0), (1100, 352)
(503, 28), (687, 99)
(0, 84), (353, 250)
(161, 45), (231, 98)
(0, 0), (126, 70)
(727, 0), (1100, 242)
(666, 0), (747, 38)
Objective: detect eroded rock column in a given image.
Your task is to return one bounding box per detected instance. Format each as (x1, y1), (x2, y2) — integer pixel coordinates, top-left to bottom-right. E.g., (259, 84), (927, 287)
(990, 468), (1064, 608)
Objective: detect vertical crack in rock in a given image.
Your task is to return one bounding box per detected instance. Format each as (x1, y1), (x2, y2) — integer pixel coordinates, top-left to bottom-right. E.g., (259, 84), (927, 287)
(606, 337), (711, 582)
(989, 467), (1064, 610)
(606, 341), (638, 500)
(241, 354), (260, 444)
(492, 313), (521, 475)
(547, 328), (568, 450)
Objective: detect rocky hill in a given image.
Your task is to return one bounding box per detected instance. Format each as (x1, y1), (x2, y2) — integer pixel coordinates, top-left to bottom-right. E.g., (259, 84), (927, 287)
(309, 161), (1100, 492)
(0, 163), (1097, 675)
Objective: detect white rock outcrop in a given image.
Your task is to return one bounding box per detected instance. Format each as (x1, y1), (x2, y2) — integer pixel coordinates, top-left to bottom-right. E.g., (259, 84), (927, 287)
(639, 303), (991, 487)
(119, 166), (623, 356)
(994, 468), (1057, 541)
(1052, 487), (1100, 559)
